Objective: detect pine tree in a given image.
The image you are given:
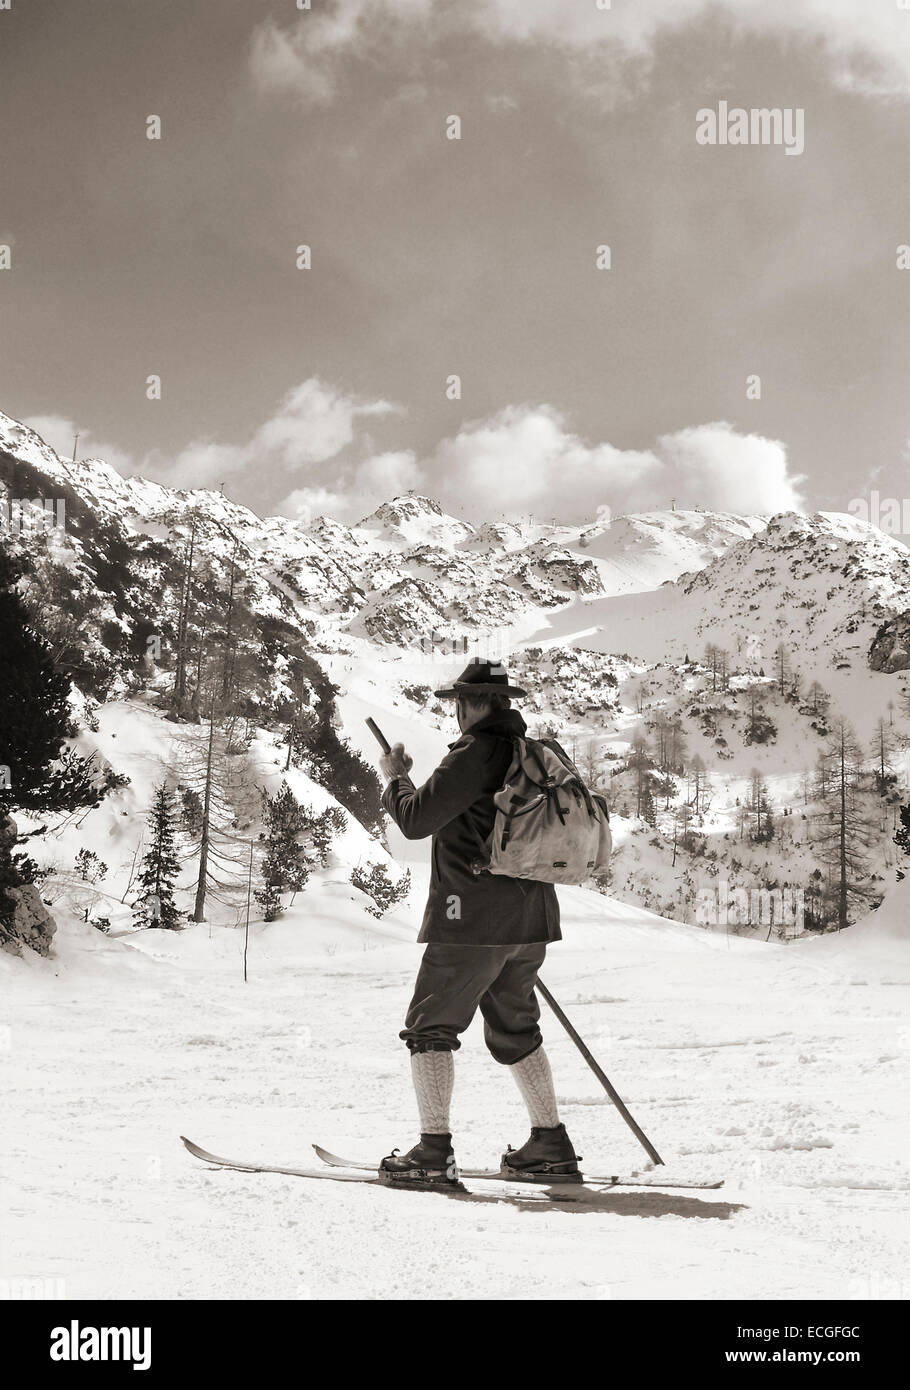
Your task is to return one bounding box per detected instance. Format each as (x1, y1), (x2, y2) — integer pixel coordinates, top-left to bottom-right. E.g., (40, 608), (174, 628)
(282, 657), (319, 772)
(177, 679), (255, 925)
(0, 550), (107, 941)
(172, 512), (198, 715)
(627, 728), (651, 819)
(192, 689), (218, 922)
(744, 683), (777, 745)
(668, 716), (688, 776)
(871, 718), (895, 797)
(274, 647), (383, 833)
(74, 849), (108, 923)
(220, 540), (240, 703)
(718, 647), (730, 691)
(893, 805), (910, 881)
(255, 784), (344, 921)
(351, 862), (411, 919)
(0, 550), (98, 816)
(814, 720), (877, 928)
(75, 848), (107, 882)
(652, 711), (672, 776)
(814, 751), (833, 803)
(805, 681), (830, 730)
(581, 739), (601, 788)
(749, 768), (774, 843)
(310, 805), (346, 867)
(133, 783), (182, 930)
(690, 753), (709, 817)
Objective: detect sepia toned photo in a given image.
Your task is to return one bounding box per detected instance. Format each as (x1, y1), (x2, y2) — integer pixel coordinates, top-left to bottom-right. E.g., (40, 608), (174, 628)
(1, 0), (908, 1355)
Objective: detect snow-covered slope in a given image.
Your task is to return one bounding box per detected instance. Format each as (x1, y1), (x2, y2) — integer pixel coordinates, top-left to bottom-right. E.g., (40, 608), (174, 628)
(2, 871), (908, 1299)
(14, 699), (412, 943)
(527, 511), (910, 722)
(572, 509), (767, 595)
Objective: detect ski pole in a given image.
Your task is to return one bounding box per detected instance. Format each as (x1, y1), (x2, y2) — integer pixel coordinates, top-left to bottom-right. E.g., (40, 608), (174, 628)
(535, 975), (664, 1167)
(365, 717), (392, 755)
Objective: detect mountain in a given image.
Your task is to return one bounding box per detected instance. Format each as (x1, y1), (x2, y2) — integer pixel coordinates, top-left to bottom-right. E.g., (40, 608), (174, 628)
(528, 510), (910, 718)
(2, 407), (909, 945)
(572, 509), (767, 594)
(0, 411), (764, 662)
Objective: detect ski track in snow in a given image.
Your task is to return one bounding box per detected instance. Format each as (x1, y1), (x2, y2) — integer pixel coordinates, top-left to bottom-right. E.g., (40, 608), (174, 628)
(3, 887), (908, 1302)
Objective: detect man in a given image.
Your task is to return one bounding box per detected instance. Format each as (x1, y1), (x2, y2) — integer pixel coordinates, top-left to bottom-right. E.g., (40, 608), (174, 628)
(377, 659), (579, 1187)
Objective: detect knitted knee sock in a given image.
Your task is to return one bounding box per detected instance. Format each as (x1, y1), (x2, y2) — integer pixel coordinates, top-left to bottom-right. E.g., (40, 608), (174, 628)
(510, 1045), (559, 1128)
(410, 1050), (454, 1134)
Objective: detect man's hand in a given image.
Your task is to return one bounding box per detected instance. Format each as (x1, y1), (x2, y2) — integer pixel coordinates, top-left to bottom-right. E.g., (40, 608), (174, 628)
(380, 742), (413, 781)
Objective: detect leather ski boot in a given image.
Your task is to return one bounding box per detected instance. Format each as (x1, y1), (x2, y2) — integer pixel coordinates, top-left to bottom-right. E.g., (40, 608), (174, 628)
(380, 1133), (464, 1191)
(501, 1123), (582, 1183)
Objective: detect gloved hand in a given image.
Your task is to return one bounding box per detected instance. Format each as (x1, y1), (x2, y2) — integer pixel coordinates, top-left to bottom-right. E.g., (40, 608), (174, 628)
(380, 742), (413, 780)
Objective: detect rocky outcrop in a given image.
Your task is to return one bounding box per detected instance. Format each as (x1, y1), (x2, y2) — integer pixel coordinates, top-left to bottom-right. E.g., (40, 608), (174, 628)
(870, 613), (910, 673)
(0, 815), (56, 957)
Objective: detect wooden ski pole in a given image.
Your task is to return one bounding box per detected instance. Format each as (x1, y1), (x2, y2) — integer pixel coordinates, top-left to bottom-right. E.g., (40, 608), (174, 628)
(365, 717), (392, 755)
(536, 975), (664, 1167)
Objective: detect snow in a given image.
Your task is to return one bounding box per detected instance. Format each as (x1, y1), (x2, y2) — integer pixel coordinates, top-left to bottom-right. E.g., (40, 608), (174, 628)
(568, 510), (768, 596)
(2, 877), (908, 1300)
(3, 409), (910, 1300)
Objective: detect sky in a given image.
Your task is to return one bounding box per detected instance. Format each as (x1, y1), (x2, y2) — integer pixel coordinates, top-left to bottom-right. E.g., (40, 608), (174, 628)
(1, 0), (909, 526)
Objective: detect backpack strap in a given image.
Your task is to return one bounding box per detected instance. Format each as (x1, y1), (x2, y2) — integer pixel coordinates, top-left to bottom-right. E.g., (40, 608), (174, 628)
(523, 738), (555, 789)
(499, 793), (527, 850)
(461, 729), (520, 874)
(539, 737), (598, 818)
(538, 737), (580, 777)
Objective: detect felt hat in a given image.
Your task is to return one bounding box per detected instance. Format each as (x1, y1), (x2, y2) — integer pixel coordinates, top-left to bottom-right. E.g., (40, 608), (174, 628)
(433, 658), (527, 700)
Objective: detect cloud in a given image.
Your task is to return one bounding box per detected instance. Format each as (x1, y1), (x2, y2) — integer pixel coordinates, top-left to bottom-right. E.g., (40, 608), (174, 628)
(249, 0), (434, 104)
(22, 414), (134, 475)
(249, 16), (336, 104)
(353, 449), (421, 497)
(250, 379), (397, 468)
(280, 484), (352, 525)
(248, 0), (910, 104)
(151, 378), (402, 491)
(655, 422), (805, 515)
(154, 389), (804, 523)
(431, 405), (660, 520)
(277, 449), (421, 524)
(24, 392), (805, 525)
(425, 406), (803, 521)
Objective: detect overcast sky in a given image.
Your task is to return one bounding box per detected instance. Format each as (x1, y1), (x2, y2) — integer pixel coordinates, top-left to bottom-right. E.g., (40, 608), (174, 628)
(2, 0), (908, 525)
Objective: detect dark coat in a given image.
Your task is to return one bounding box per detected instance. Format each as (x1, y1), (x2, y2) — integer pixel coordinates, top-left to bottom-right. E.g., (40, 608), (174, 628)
(381, 709), (561, 946)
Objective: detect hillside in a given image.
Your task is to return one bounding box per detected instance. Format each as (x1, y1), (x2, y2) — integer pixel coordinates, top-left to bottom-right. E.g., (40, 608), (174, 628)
(2, 407), (909, 944)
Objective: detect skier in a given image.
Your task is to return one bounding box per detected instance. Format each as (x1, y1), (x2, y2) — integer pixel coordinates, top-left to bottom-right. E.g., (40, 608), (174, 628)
(377, 659), (579, 1187)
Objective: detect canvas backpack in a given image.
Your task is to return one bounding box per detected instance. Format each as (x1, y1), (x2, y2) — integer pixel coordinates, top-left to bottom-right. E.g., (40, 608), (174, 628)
(469, 736), (612, 885)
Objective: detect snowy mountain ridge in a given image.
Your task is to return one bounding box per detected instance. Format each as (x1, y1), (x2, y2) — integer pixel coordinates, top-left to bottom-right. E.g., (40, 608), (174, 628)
(3, 406), (910, 944)
(0, 409), (774, 652)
